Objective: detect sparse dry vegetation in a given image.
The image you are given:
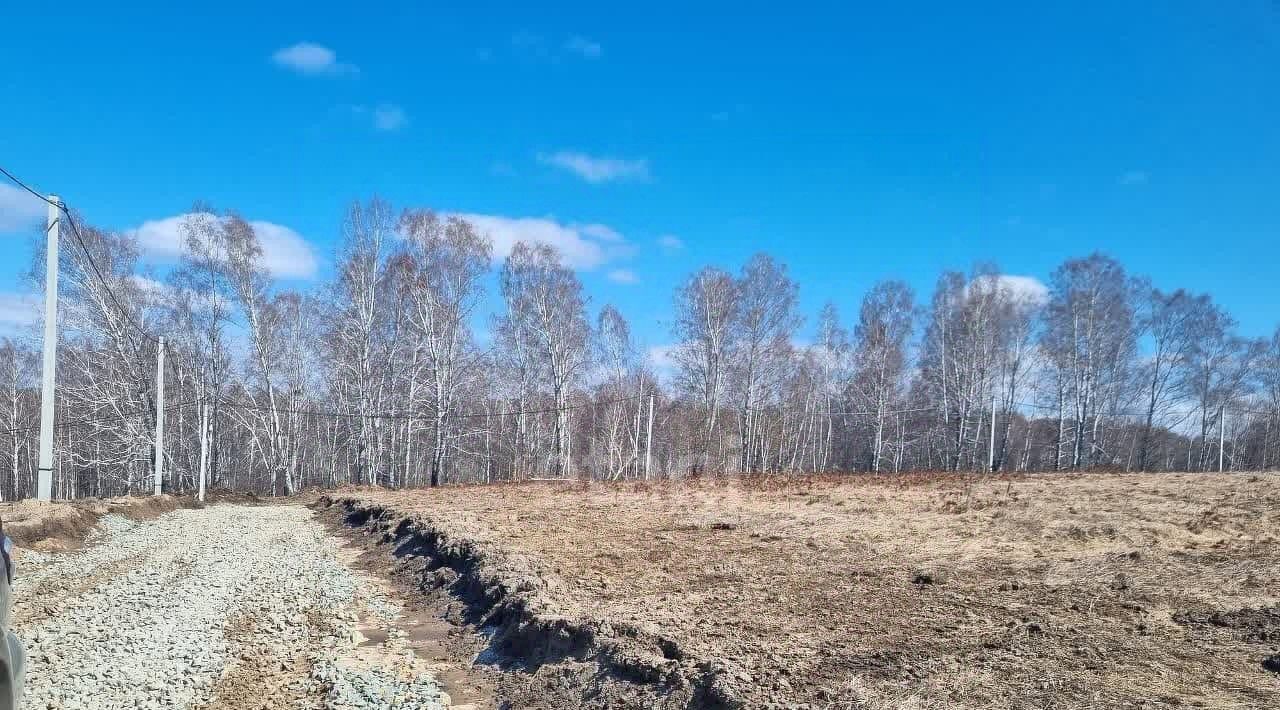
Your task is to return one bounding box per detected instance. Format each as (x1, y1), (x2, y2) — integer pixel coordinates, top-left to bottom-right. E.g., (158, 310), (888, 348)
(330, 472), (1280, 709)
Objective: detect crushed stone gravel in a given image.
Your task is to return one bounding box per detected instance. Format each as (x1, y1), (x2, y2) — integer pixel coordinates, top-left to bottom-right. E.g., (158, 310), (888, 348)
(12, 504), (448, 709)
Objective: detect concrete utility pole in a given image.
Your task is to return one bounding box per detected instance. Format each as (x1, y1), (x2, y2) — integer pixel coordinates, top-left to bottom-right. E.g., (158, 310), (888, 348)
(565, 408), (572, 476)
(197, 402), (208, 502)
(36, 196), (61, 502)
(644, 394), (655, 480)
(988, 394), (997, 472)
(154, 338), (165, 496)
(1219, 405), (1226, 473)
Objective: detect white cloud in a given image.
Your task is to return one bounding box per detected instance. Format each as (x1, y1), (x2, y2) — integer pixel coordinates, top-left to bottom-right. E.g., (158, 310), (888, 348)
(450, 213), (630, 270)
(972, 274), (1049, 306)
(997, 275), (1049, 305)
(0, 292), (40, 328)
(134, 213), (319, 280)
(580, 223), (624, 243)
(0, 184), (47, 233)
(657, 234), (684, 252)
(128, 274), (167, 297)
(564, 36), (602, 58)
(1118, 170), (1148, 186)
(607, 269), (639, 285)
(130, 274), (233, 313)
(537, 151), (650, 184)
(372, 104), (408, 132)
(647, 344), (679, 371)
(271, 42), (358, 77)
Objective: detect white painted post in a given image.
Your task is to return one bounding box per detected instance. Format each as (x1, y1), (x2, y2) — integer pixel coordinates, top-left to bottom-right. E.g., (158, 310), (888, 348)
(988, 394), (997, 472)
(565, 405), (573, 476)
(1219, 405), (1226, 473)
(153, 337), (165, 495)
(644, 394), (655, 480)
(36, 196), (60, 502)
(197, 402), (208, 502)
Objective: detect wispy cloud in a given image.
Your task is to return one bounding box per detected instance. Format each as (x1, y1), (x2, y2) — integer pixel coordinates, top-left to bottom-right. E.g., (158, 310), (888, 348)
(0, 292), (41, 329)
(537, 151), (650, 184)
(372, 104), (408, 132)
(564, 36), (602, 59)
(580, 223), (624, 243)
(510, 32), (602, 61)
(970, 274), (1049, 306)
(130, 274), (233, 313)
(271, 42), (358, 77)
(607, 268), (639, 285)
(657, 234), (685, 253)
(647, 344), (679, 373)
(1118, 170), (1149, 186)
(0, 183), (47, 233)
(345, 104), (408, 132)
(449, 213), (631, 270)
(133, 213), (319, 280)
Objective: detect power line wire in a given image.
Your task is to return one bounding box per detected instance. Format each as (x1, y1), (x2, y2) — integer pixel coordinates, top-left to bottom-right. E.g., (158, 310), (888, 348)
(217, 392), (650, 423)
(0, 164), (159, 344)
(58, 206), (159, 344)
(826, 405), (934, 417)
(0, 399), (197, 436)
(0, 165), (55, 206)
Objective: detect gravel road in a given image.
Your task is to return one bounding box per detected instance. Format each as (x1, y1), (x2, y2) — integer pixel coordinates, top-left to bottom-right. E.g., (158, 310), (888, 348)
(11, 505), (451, 709)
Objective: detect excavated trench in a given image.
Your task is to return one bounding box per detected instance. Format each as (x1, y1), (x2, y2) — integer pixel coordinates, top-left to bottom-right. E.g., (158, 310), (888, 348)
(316, 497), (745, 710)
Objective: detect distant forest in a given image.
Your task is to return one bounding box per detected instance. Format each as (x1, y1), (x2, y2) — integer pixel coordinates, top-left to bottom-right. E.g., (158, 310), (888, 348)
(2, 199), (1277, 499)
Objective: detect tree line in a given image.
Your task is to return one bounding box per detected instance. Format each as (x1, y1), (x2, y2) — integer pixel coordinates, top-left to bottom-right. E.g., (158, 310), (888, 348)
(1, 198), (1278, 499)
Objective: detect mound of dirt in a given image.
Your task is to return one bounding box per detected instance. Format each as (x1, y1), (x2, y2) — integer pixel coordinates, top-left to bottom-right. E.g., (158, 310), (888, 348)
(1175, 605), (1280, 642)
(1, 495), (194, 551)
(318, 498), (724, 709)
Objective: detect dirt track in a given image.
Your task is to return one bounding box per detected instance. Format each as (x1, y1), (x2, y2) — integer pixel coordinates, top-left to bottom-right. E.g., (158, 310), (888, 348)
(11, 504), (451, 709)
(330, 472), (1280, 709)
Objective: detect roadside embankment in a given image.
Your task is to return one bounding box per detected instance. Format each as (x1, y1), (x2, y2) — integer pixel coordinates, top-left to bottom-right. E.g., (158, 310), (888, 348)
(318, 491), (736, 709)
(1, 494), (194, 551)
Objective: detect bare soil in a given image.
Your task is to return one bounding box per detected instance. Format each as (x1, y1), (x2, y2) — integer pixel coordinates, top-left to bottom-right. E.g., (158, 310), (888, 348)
(322, 472), (1280, 709)
(0, 494), (193, 550)
(333, 535), (499, 708)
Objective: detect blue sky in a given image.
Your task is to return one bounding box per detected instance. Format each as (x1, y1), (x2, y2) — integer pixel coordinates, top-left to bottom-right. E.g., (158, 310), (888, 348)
(2, 1), (1278, 354)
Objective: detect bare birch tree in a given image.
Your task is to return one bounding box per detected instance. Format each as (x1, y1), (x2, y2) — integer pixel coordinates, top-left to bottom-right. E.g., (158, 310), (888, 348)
(851, 281), (914, 472)
(730, 254), (801, 473)
(1042, 254), (1137, 469)
(400, 210), (492, 486)
(498, 243), (590, 476)
(672, 267), (738, 473)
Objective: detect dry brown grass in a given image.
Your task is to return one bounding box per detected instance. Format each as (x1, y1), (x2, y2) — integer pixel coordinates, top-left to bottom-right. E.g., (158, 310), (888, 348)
(334, 472), (1280, 709)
